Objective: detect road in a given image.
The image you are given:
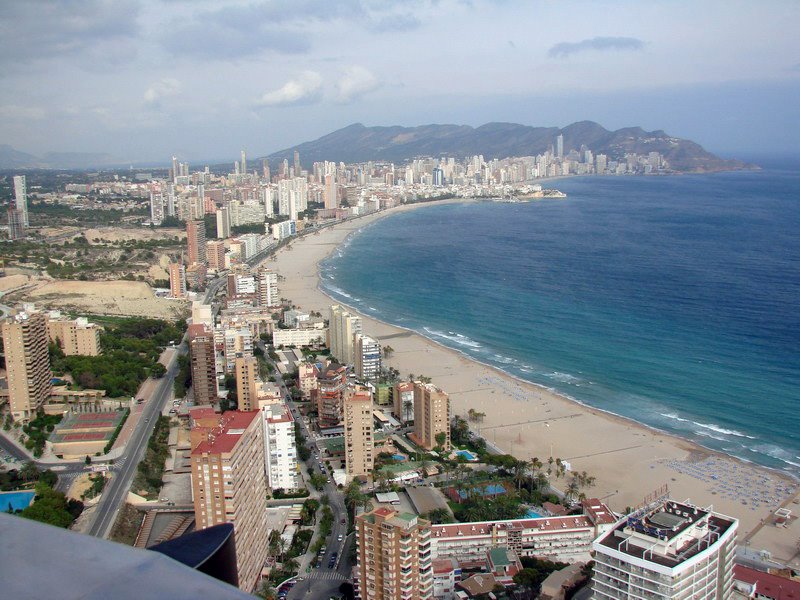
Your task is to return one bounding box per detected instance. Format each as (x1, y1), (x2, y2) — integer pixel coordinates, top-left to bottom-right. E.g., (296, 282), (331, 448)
(258, 344), (353, 599)
(85, 346), (182, 538)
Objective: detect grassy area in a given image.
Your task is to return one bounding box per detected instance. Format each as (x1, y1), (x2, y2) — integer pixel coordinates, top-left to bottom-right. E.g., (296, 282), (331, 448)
(109, 502), (144, 546)
(131, 415), (170, 499)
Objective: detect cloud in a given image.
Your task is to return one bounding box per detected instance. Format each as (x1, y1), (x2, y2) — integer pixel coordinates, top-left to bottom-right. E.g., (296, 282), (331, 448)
(335, 66), (382, 103)
(0, 0), (140, 68)
(144, 78), (182, 105)
(368, 13), (421, 33)
(548, 36), (645, 58)
(0, 105), (47, 120)
(259, 71), (324, 106)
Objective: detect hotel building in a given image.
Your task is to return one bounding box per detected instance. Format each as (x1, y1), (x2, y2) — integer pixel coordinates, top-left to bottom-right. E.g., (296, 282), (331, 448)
(592, 499), (737, 600)
(356, 507), (434, 600)
(2, 311), (51, 421)
(190, 410), (269, 593)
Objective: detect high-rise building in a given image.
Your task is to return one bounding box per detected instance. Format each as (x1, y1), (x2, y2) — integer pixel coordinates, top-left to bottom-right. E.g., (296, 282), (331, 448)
(328, 305), (361, 366)
(149, 189), (164, 225)
(324, 174), (338, 210)
(235, 355), (259, 411)
(190, 410), (269, 592)
(168, 263), (187, 298)
(592, 498), (737, 600)
(393, 381), (415, 424)
(206, 240), (226, 271)
(190, 334), (218, 405)
(356, 507), (434, 600)
(314, 363), (347, 428)
(7, 205), (26, 240)
(240, 150), (247, 175)
(13, 175), (28, 227)
(187, 220), (207, 265)
(46, 316), (101, 356)
(216, 207), (231, 239)
(344, 387), (373, 479)
(293, 150), (301, 175)
(432, 167), (444, 187)
(556, 134), (564, 160)
(260, 402), (299, 491)
(2, 312), (51, 421)
(354, 333), (381, 381)
(413, 382), (450, 451)
(256, 268), (278, 307)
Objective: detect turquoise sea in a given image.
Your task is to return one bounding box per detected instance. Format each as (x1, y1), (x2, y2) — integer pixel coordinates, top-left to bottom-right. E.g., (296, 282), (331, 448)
(320, 168), (800, 477)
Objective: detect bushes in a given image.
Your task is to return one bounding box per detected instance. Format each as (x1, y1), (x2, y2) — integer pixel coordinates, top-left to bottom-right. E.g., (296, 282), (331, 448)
(22, 412), (63, 458)
(131, 415), (170, 498)
(20, 482), (83, 528)
(104, 408), (130, 454)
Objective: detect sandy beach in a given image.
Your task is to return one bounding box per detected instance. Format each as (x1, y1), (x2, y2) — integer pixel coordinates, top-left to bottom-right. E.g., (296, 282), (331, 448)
(272, 202), (800, 565)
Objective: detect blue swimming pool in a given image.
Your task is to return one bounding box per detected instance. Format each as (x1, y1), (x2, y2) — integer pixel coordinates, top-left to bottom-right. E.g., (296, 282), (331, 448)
(391, 454), (406, 462)
(0, 490), (35, 512)
(456, 450), (477, 461)
(525, 510), (543, 519)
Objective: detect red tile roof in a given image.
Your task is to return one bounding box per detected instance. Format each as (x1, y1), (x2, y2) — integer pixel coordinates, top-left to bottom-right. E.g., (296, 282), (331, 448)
(582, 498), (617, 525)
(734, 565), (800, 599)
(431, 515), (594, 539)
(191, 410), (260, 456)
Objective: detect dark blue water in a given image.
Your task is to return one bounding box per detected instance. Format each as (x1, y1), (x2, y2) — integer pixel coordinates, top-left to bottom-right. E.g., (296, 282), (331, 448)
(321, 170), (800, 476)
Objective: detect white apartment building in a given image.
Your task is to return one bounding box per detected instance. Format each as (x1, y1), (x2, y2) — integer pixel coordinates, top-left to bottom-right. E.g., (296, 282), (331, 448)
(259, 402), (299, 491)
(272, 326), (327, 348)
(592, 499), (738, 600)
(257, 269), (279, 307)
(354, 333), (381, 381)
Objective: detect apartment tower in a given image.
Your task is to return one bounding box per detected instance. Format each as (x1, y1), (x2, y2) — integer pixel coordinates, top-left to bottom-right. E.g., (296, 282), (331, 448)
(206, 240), (226, 271)
(46, 316), (101, 356)
(190, 410), (269, 592)
(187, 219), (207, 265)
(13, 175), (28, 227)
(256, 268), (279, 307)
(2, 312), (51, 421)
(344, 388), (373, 479)
(354, 333), (381, 381)
(328, 304), (361, 366)
(314, 363), (347, 428)
(592, 498), (737, 600)
(234, 354), (259, 411)
(413, 382), (451, 451)
(260, 402), (299, 491)
(190, 335), (218, 405)
(356, 507), (434, 600)
(168, 262), (186, 298)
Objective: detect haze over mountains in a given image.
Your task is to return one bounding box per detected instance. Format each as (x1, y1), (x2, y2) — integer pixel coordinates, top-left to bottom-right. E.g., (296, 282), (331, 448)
(266, 121), (749, 173)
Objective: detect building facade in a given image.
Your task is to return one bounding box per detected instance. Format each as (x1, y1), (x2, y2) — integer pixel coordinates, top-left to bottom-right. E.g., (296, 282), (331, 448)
(354, 333), (381, 381)
(46, 316), (101, 356)
(234, 355), (259, 411)
(187, 219), (207, 265)
(413, 382), (451, 451)
(328, 304), (362, 366)
(260, 402), (299, 491)
(592, 499), (737, 600)
(356, 507), (434, 600)
(190, 410), (269, 593)
(168, 263), (187, 298)
(314, 363), (347, 428)
(2, 312), (52, 421)
(190, 334), (218, 405)
(344, 388), (373, 479)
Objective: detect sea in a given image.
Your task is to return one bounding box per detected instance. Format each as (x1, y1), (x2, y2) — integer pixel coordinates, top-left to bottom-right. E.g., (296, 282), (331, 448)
(319, 167), (800, 478)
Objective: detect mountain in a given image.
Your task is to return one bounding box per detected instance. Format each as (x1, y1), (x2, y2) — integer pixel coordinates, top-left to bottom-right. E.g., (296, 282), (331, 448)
(0, 145), (123, 170)
(265, 121), (750, 172)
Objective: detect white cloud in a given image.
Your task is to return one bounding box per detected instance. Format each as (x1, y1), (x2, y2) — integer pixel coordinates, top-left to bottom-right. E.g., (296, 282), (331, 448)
(143, 78), (182, 104)
(335, 65), (382, 103)
(258, 71), (323, 106)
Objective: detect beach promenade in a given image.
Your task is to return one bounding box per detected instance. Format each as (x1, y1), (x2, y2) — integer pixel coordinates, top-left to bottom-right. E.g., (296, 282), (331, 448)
(271, 201), (800, 567)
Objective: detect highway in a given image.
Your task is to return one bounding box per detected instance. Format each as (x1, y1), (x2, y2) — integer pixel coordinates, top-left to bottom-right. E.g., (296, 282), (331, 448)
(85, 346), (182, 538)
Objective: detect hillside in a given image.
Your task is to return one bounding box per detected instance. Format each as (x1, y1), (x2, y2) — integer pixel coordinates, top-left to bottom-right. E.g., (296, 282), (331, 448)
(265, 121), (750, 172)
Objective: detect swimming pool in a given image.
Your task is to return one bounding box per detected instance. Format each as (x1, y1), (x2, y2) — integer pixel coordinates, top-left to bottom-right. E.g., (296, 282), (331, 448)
(0, 490), (35, 512)
(456, 450), (477, 461)
(391, 454), (406, 462)
(525, 510), (543, 519)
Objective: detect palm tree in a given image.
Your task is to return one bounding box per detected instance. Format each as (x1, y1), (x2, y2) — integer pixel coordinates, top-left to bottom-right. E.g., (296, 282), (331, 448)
(403, 400), (413, 423)
(20, 461), (39, 483)
(513, 459), (531, 492)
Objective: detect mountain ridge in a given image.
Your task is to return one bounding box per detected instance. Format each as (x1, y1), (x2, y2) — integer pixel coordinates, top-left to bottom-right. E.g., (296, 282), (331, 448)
(265, 121), (751, 172)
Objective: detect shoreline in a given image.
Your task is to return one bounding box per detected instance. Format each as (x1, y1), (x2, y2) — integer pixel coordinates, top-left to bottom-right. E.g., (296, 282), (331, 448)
(270, 199), (799, 560)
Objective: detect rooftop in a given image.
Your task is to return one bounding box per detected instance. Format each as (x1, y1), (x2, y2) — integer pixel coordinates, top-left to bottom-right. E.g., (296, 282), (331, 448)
(191, 410), (260, 455)
(734, 564), (800, 599)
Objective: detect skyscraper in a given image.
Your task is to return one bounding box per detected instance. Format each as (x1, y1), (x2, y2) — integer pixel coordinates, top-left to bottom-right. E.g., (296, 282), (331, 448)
(190, 334), (218, 405)
(344, 387), (373, 479)
(354, 333), (381, 381)
(2, 311), (51, 421)
(235, 355), (259, 411)
(556, 134), (564, 160)
(216, 207), (231, 239)
(328, 304), (362, 365)
(256, 268), (278, 307)
(413, 382), (450, 451)
(13, 175), (28, 227)
(206, 240), (226, 271)
(240, 150), (247, 175)
(314, 363), (347, 428)
(168, 262), (186, 298)
(260, 402), (299, 490)
(190, 410), (269, 592)
(324, 174), (338, 210)
(187, 220), (207, 265)
(293, 150), (301, 175)
(356, 507), (434, 600)
(7, 205), (25, 240)
(592, 498), (737, 600)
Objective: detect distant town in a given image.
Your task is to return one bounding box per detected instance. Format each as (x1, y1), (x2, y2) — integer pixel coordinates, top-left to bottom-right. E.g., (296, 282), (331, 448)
(0, 142), (795, 600)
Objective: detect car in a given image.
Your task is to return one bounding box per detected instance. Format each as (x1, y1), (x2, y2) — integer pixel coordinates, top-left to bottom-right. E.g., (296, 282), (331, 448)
(337, 534), (343, 541)
(327, 478), (332, 483)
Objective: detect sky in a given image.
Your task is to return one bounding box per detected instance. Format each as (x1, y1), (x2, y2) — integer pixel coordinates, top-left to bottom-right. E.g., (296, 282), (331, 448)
(1, 0), (799, 164)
